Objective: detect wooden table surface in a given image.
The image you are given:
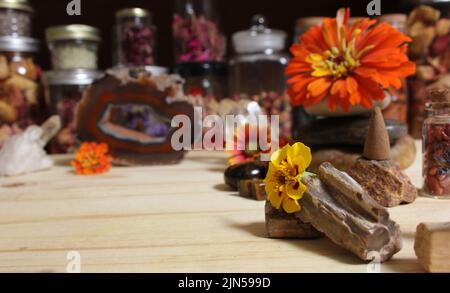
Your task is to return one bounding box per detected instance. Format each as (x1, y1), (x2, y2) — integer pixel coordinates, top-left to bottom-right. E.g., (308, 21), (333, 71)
(0, 141), (449, 273)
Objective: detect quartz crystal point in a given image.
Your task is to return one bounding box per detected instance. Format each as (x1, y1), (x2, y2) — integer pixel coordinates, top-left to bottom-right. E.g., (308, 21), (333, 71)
(0, 116), (61, 177)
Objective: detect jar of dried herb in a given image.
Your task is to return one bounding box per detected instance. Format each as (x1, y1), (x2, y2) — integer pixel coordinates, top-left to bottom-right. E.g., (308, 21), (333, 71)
(114, 8), (156, 67)
(422, 88), (450, 198)
(43, 69), (103, 154)
(46, 24), (101, 70)
(0, 0), (33, 37)
(0, 36), (41, 148)
(173, 0), (226, 64)
(229, 15), (292, 141)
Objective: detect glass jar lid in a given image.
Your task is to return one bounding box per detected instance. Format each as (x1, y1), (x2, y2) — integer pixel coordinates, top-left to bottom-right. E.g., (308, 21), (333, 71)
(116, 7), (151, 19)
(232, 15), (287, 54)
(0, 0), (33, 12)
(43, 69), (104, 85)
(45, 25), (101, 42)
(0, 36), (39, 52)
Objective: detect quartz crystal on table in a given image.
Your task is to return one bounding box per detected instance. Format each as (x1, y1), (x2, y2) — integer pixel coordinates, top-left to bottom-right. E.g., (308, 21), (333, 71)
(0, 116), (61, 177)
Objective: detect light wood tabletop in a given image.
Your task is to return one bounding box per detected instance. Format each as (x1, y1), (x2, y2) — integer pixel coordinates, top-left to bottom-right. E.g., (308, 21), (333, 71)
(0, 141), (449, 273)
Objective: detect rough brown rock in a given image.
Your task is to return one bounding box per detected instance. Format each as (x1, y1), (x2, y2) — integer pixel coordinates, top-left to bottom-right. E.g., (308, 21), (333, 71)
(348, 158), (418, 207)
(296, 162), (402, 262)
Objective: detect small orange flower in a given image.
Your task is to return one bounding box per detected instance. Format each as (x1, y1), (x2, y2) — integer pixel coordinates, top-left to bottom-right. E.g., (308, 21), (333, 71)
(286, 8), (416, 112)
(71, 142), (113, 175)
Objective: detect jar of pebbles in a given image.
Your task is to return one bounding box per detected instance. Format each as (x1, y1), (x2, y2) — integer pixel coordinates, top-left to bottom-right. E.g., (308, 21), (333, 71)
(45, 24), (101, 70)
(0, 0), (33, 37)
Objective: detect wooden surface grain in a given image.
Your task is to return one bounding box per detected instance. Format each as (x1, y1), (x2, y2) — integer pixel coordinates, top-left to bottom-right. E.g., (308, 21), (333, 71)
(0, 141), (449, 273)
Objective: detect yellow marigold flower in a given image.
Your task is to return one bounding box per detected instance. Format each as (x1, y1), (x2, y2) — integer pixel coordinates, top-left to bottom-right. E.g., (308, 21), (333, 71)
(71, 142), (113, 175)
(264, 142), (312, 213)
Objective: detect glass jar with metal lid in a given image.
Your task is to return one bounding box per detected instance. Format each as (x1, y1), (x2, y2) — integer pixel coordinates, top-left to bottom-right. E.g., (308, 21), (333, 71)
(46, 24), (101, 70)
(0, 36), (41, 148)
(114, 7), (156, 67)
(43, 69), (103, 153)
(0, 0), (33, 37)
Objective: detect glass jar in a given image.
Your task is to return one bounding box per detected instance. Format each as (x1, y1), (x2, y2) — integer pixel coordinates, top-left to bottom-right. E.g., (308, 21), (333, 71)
(406, 4), (450, 138)
(114, 8), (156, 67)
(229, 15), (292, 142)
(43, 69), (103, 154)
(46, 24), (101, 70)
(173, 0), (226, 64)
(422, 88), (450, 198)
(0, 36), (40, 148)
(378, 14), (409, 124)
(0, 0), (33, 37)
(173, 61), (227, 116)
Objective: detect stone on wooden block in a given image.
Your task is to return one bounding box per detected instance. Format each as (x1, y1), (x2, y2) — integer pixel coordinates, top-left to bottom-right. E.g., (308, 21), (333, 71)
(265, 202), (322, 239)
(348, 159), (418, 207)
(297, 162), (402, 262)
(415, 222), (450, 273)
(238, 179), (267, 201)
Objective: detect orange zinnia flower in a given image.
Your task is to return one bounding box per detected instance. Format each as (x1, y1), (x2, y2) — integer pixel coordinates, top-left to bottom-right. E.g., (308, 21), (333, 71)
(72, 142), (113, 175)
(286, 8), (416, 112)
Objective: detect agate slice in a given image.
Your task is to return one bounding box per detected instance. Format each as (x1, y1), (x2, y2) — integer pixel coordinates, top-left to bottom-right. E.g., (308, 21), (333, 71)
(75, 68), (195, 166)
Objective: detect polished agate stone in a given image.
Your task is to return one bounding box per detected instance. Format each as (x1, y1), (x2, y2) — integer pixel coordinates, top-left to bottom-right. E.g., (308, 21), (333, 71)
(224, 161), (268, 189)
(75, 68), (195, 165)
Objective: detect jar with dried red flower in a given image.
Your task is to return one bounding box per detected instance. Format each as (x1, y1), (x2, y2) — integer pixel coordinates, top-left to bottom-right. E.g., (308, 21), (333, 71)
(114, 8), (156, 67)
(43, 69), (103, 154)
(422, 88), (450, 198)
(0, 36), (41, 148)
(173, 0), (226, 64)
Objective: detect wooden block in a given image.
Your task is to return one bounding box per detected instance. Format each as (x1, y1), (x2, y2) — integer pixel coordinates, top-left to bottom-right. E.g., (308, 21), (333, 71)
(415, 222), (450, 273)
(265, 202), (322, 239)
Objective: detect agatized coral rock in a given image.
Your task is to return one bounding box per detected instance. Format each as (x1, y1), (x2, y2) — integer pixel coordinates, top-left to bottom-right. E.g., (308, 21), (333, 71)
(75, 68), (195, 166)
(297, 162), (402, 262)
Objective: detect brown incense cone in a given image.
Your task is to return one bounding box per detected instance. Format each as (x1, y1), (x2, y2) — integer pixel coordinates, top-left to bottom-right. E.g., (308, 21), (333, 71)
(363, 107), (391, 161)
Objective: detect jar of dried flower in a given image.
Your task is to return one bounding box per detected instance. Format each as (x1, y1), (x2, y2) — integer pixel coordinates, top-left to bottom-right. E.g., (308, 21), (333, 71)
(0, 0), (33, 37)
(173, 61), (228, 117)
(114, 8), (156, 67)
(229, 15), (292, 142)
(43, 69), (103, 154)
(0, 36), (41, 148)
(173, 0), (226, 64)
(422, 88), (450, 198)
(46, 24), (101, 70)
